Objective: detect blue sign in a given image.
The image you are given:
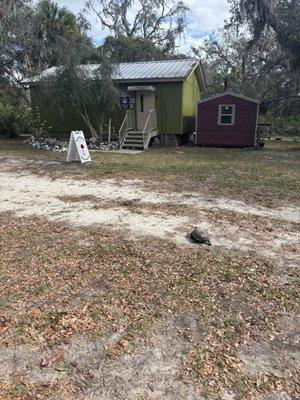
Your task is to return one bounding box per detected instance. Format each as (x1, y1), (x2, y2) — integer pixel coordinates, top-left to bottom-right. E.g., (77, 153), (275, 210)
(120, 95), (130, 110)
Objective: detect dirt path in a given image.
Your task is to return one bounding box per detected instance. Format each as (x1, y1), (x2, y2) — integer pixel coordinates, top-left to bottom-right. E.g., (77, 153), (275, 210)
(0, 169), (299, 262)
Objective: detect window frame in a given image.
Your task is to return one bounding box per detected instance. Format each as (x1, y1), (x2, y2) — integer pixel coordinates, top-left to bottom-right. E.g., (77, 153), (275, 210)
(218, 104), (236, 125)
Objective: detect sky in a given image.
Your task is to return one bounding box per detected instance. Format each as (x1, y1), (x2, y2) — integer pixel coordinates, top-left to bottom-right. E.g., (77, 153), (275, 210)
(48, 0), (230, 52)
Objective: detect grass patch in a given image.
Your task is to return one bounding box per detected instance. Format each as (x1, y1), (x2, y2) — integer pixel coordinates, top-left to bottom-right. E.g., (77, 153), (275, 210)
(0, 138), (299, 206)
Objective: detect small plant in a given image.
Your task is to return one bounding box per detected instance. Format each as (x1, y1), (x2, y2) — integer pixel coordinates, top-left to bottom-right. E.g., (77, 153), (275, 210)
(33, 284), (46, 295)
(11, 383), (27, 396)
(90, 310), (102, 319)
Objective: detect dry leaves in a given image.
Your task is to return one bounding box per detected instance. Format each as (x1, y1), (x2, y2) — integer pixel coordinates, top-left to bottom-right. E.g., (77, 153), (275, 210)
(0, 213), (299, 399)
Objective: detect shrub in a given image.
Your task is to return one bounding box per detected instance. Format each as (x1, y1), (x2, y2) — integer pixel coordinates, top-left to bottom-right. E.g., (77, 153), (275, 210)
(18, 107), (48, 138)
(273, 115), (300, 137)
(0, 102), (47, 138)
(0, 103), (19, 137)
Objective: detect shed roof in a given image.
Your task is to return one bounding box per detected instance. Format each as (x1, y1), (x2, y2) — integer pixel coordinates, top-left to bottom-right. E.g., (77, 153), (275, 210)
(24, 59), (206, 89)
(198, 92), (259, 104)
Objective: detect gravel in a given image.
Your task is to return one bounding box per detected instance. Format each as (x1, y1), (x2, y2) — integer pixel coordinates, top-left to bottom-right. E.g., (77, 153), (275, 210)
(24, 136), (119, 152)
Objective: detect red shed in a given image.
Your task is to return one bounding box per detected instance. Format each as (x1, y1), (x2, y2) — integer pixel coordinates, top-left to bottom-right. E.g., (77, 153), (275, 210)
(196, 92), (259, 147)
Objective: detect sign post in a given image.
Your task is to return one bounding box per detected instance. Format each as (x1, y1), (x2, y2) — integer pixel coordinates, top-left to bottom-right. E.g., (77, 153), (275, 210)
(67, 131), (91, 163)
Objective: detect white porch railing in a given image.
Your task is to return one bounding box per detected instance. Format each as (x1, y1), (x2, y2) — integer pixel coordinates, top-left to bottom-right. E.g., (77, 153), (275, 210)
(142, 109), (157, 149)
(118, 110), (135, 148)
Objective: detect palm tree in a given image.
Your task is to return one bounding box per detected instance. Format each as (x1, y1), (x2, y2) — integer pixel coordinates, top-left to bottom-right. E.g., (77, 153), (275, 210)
(35, 0), (79, 67)
(36, 0), (78, 43)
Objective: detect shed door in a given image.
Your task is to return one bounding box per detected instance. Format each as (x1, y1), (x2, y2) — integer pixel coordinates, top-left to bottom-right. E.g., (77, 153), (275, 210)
(136, 91), (155, 130)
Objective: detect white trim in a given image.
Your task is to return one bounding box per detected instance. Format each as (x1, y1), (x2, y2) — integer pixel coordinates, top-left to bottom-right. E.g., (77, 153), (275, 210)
(127, 85), (156, 91)
(198, 92), (259, 104)
(254, 103), (260, 147)
(186, 61), (207, 92)
(218, 104), (236, 125)
(199, 61), (207, 91)
(186, 65), (198, 84)
(195, 101), (198, 144)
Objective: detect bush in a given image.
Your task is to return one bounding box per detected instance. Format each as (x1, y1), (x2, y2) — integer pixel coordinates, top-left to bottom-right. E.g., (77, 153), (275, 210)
(0, 103), (19, 137)
(18, 107), (48, 138)
(273, 115), (300, 137)
(0, 102), (47, 138)
(259, 112), (300, 138)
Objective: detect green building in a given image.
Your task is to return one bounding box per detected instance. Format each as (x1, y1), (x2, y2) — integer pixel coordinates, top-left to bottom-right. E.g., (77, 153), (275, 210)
(27, 59), (206, 149)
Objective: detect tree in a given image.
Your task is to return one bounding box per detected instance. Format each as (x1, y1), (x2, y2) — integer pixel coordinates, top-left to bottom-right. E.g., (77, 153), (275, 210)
(194, 26), (285, 100)
(0, 2), (47, 137)
(196, 21), (299, 120)
(0, 0), (103, 129)
(35, 0), (91, 68)
(101, 35), (186, 62)
(101, 36), (165, 62)
(41, 52), (118, 140)
(35, 0), (99, 69)
(0, 0), (36, 93)
(36, 0), (78, 37)
(85, 0), (188, 52)
(230, 1), (300, 88)
(0, 0), (96, 81)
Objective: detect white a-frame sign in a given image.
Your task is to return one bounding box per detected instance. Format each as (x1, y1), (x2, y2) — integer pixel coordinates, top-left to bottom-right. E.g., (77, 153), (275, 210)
(67, 131), (91, 163)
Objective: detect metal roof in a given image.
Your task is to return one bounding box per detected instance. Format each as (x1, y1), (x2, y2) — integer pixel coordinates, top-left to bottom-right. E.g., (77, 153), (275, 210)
(114, 59), (198, 81)
(24, 59), (203, 84)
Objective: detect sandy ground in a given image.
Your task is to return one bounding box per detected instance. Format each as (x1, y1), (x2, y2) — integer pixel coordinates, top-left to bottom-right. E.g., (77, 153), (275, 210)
(0, 315), (205, 400)
(1, 163), (299, 399)
(0, 169), (299, 263)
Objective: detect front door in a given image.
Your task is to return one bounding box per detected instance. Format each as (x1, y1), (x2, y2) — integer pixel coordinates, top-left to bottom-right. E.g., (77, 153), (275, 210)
(136, 91), (155, 130)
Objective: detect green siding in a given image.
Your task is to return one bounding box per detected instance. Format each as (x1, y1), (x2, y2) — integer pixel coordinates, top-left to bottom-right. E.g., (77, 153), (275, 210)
(154, 82), (182, 135)
(181, 71), (201, 133)
(31, 86), (86, 133)
(31, 80), (192, 137)
(31, 85), (126, 136)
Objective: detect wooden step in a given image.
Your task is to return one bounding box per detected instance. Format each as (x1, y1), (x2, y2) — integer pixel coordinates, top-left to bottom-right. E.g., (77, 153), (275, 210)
(125, 138), (143, 142)
(123, 143), (144, 147)
(122, 143), (144, 149)
(126, 133), (143, 138)
(126, 134), (143, 138)
(124, 138), (143, 144)
(121, 130), (145, 150)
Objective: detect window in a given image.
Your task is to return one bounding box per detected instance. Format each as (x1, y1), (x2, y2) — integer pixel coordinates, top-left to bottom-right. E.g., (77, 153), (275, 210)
(140, 94), (144, 112)
(218, 104), (235, 125)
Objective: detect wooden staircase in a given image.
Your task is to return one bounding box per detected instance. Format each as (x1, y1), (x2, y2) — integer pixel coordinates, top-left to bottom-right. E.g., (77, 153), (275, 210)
(119, 109), (158, 151)
(122, 131), (144, 149)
